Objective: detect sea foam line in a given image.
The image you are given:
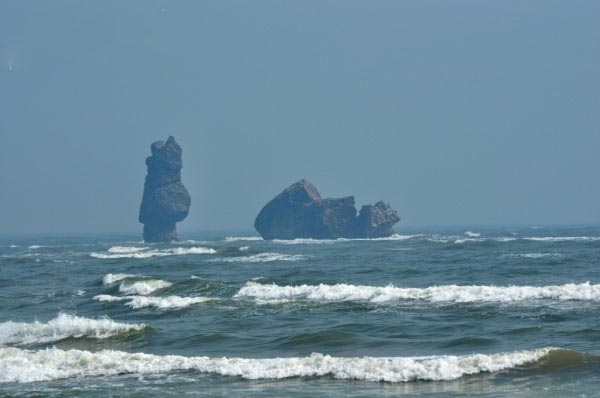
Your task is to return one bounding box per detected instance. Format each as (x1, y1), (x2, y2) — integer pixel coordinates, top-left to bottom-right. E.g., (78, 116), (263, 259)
(102, 273), (136, 285)
(90, 246), (216, 259)
(225, 236), (263, 242)
(272, 234), (421, 245)
(0, 314), (147, 346)
(212, 253), (307, 263)
(234, 281), (600, 303)
(0, 346), (556, 384)
(118, 280), (172, 295)
(93, 295), (213, 310)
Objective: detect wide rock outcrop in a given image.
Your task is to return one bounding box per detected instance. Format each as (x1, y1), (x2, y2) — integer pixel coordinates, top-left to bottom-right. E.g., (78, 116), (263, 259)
(254, 179), (400, 239)
(139, 136), (191, 242)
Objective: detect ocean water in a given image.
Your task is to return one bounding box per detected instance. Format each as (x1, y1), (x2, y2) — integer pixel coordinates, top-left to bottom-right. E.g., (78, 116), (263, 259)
(1, 226), (599, 397)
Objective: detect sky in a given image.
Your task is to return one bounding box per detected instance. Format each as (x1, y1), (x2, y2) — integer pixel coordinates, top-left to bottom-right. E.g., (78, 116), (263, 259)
(1, 1), (599, 234)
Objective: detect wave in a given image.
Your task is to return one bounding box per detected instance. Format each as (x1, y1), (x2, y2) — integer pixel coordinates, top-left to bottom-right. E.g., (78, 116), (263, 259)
(27, 245), (44, 250)
(0, 346), (560, 384)
(454, 238), (485, 244)
(93, 294), (212, 309)
(272, 234), (421, 245)
(118, 280), (172, 295)
(0, 314), (146, 345)
(127, 295), (213, 309)
(213, 253), (307, 263)
(225, 236), (263, 242)
(234, 281), (600, 303)
(9, 244), (19, 248)
(523, 236), (600, 242)
(90, 246), (216, 259)
(505, 253), (563, 259)
(239, 246), (250, 251)
(93, 294), (130, 302)
(102, 273), (136, 285)
(107, 246), (148, 254)
(464, 231), (481, 237)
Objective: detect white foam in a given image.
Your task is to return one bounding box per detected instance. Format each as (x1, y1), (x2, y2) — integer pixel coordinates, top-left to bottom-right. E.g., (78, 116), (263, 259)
(494, 237), (518, 242)
(107, 246), (149, 254)
(524, 236), (600, 242)
(27, 245), (43, 250)
(239, 246), (250, 251)
(118, 280), (172, 295)
(93, 294), (211, 309)
(93, 294), (129, 302)
(506, 253), (563, 259)
(225, 236), (263, 242)
(126, 296), (213, 309)
(214, 253), (306, 263)
(90, 246), (216, 259)
(102, 273), (136, 285)
(273, 234), (420, 244)
(454, 238), (485, 244)
(235, 281), (600, 303)
(273, 238), (338, 244)
(464, 231), (481, 237)
(0, 346), (555, 384)
(9, 244), (19, 248)
(167, 247), (217, 255)
(0, 314), (146, 345)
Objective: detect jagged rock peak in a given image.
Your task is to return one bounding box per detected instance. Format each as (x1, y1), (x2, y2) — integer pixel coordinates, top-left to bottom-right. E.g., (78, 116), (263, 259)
(139, 136), (191, 242)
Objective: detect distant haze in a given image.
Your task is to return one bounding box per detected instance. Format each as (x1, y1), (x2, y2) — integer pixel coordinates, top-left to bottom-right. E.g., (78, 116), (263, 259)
(1, 1), (599, 234)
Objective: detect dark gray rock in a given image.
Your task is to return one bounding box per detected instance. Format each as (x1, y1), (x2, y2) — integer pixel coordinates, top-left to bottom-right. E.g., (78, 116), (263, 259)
(139, 136), (191, 242)
(254, 180), (400, 239)
(355, 201), (401, 238)
(254, 179), (322, 240)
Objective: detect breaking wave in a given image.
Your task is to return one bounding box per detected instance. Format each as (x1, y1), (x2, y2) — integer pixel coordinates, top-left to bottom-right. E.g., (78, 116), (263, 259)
(225, 236), (263, 242)
(523, 237), (600, 242)
(273, 234), (420, 244)
(505, 253), (563, 259)
(213, 253), (307, 263)
(464, 231), (481, 237)
(93, 295), (212, 310)
(234, 281), (600, 303)
(0, 346), (559, 384)
(102, 273), (136, 285)
(90, 246), (216, 259)
(118, 280), (172, 295)
(127, 296), (213, 309)
(0, 314), (147, 346)
(107, 246), (148, 254)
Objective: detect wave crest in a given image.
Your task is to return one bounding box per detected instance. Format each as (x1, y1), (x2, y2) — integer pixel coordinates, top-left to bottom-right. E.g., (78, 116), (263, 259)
(234, 281), (600, 303)
(118, 280), (172, 296)
(91, 246), (216, 259)
(214, 253), (306, 263)
(0, 314), (147, 345)
(0, 346), (557, 384)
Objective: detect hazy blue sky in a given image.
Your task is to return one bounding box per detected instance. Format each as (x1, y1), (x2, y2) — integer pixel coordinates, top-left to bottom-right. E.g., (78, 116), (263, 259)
(1, 1), (599, 234)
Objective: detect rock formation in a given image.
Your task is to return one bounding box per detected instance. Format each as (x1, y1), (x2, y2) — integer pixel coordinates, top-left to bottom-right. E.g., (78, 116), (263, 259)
(139, 136), (191, 242)
(254, 179), (400, 240)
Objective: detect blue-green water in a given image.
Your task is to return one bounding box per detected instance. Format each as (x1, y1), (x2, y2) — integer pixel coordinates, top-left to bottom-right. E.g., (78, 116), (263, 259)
(1, 227), (599, 397)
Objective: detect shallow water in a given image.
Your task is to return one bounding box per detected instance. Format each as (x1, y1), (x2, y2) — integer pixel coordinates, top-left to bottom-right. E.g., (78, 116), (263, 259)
(0, 226), (599, 397)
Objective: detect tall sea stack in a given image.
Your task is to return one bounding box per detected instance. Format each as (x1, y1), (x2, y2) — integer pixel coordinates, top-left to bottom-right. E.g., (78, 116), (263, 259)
(139, 136), (191, 242)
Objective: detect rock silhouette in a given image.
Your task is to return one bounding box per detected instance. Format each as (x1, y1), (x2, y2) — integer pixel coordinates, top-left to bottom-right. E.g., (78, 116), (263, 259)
(139, 136), (191, 242)
(255, 179), (400, 240)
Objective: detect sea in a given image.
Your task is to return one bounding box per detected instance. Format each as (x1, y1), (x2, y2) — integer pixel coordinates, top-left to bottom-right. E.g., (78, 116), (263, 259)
(0, 226), (599, 397)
